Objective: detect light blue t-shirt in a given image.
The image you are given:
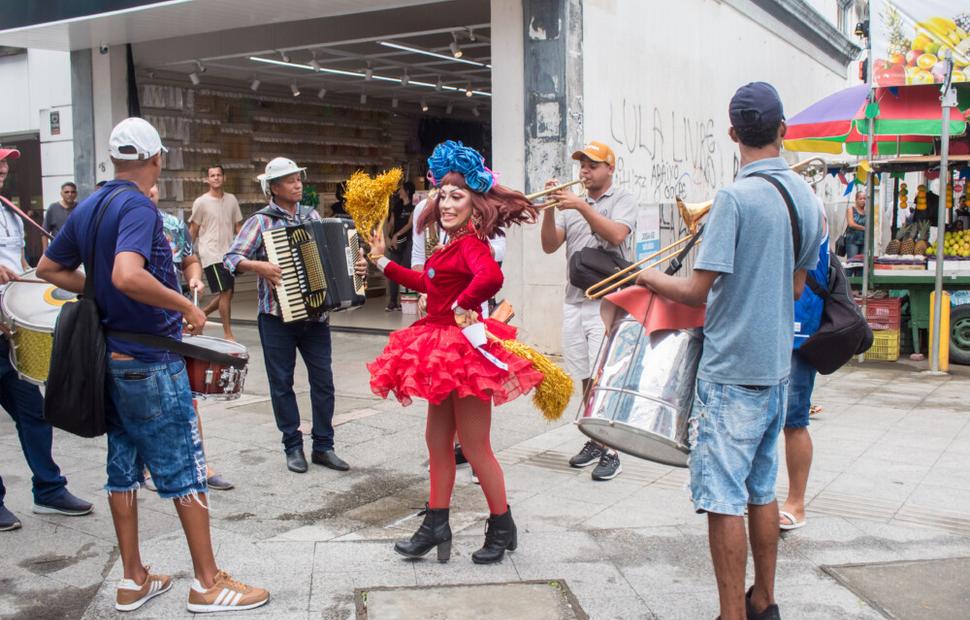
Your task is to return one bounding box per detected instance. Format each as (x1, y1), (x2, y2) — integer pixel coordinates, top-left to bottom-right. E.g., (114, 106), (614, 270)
(694, 157), (823, 385)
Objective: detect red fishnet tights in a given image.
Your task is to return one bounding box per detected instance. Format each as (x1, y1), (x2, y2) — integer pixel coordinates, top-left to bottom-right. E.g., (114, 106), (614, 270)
(426, 394), (507, 515)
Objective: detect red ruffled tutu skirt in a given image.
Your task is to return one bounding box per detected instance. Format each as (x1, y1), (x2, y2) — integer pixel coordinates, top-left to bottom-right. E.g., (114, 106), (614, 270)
(368, 318), (543, 406)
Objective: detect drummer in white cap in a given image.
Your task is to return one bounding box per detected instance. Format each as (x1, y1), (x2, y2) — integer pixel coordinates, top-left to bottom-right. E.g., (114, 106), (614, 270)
(0, 146), (94, 532)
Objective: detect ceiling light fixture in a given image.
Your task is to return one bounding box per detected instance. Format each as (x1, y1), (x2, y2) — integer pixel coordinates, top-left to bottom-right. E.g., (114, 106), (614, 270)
(465, 83), (473, 98)
(317, 87), (327, 99)
(472, 105), (480, 117)
(378, 40), (491, 69)
(250, 78), (261, 92)
(189, 72), (200, 86)
(365, 63), (373, 81)
(435, 76), (443, 92)
(310, 52), (321, 72)
(391, 97), (399, 108)
(467, 27), (477, 42)
(446, 102), (454, 114)
(420, 98), (429, 112)
(400, 70), (409, 87)
(449, 33), (463, 58)
(194, 59), (206, 73)
(279, 50), (290, 63)
(360, 92), (367, 104)
(248, 56), (492, 97)
(290, 81), (301, 97)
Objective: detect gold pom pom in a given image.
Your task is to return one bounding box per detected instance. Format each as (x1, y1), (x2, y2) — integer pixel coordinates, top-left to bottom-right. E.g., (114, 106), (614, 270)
(497, 339), (574, 421)
(344, 168), (403, 236)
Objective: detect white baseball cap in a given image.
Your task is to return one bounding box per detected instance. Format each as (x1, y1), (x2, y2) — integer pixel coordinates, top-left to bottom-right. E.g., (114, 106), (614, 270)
(109, 117), (168, 160)
(257, 157), (306, 196)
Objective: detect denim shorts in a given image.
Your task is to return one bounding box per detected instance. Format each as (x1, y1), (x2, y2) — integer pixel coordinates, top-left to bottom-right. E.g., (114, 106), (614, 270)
(785, 351), (817, 429)
(688, 378), (788, 516)
(105, 358), (207, 499)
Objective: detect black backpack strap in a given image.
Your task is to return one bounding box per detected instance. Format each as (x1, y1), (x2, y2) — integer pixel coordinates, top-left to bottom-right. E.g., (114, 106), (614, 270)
(84, 187), (134, 298)
(108, 330), (248, 368)
(749, 172), (801, 262)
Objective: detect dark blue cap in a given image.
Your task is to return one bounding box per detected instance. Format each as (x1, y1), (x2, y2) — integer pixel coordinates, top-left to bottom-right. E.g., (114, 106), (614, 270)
(729, 82), (784, 130)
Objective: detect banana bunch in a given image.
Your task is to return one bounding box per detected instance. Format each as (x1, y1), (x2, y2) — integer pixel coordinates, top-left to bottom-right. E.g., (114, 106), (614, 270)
(917, 16), (970, 66)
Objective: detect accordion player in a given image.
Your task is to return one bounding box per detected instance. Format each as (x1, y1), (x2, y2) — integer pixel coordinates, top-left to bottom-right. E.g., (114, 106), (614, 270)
(262, 218), (366, 322)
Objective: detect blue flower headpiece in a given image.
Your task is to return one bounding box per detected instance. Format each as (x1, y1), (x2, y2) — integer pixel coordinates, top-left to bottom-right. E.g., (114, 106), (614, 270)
(426, 140), (496, 194)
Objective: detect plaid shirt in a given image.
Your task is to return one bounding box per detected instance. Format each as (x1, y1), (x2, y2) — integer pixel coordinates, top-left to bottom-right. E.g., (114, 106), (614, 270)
(223, 201), (324, 320)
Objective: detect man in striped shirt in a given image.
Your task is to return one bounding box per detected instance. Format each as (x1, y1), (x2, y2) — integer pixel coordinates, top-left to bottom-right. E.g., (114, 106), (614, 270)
(224, 157), (367, 474)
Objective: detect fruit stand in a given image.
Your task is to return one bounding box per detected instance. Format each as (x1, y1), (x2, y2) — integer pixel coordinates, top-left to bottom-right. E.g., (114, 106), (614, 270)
(850, 154), (970, 363)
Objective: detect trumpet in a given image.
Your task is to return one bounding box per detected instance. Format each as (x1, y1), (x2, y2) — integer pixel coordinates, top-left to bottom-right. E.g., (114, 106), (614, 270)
(584, 157), (826, 300)
(526, 179), (587, 210)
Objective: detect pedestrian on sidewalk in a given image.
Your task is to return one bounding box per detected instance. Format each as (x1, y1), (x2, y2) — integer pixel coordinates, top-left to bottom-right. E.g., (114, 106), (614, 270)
(38, 118), (268, 613)
(223, 157), (368, 474)
(367, 140), (541, 565)
(41, 181), (78, 250)
(190, 165), (242, 342)
(0, 147), (93, 533)
(780, 195), (829, 532)
(635, 83), (823, 620)
(540, 140), (636, 482)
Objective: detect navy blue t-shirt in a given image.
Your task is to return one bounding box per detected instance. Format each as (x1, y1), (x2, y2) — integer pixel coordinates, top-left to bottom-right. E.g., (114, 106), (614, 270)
(45, 180), (182, 362)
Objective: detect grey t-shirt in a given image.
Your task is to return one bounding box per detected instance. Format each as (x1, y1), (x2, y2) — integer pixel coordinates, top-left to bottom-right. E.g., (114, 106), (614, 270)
(694, 157), (822, 386)
(555, 185), (637, 303)
(44, 202), (74, 237)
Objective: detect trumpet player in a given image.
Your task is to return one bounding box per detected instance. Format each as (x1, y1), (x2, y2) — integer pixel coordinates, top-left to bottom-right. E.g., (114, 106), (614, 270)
(635, 83), (823, 620)
(540, 140), (636, 482)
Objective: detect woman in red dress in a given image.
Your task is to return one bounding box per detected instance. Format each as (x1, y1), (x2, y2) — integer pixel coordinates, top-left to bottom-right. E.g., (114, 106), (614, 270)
(367, 141), (540, 564)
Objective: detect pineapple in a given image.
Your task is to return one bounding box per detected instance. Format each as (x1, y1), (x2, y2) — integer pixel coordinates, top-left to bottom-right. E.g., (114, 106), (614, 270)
(884, 6), (911, 57)
(900, 224), (917, 256)
(914, 221), (931, 256)
(886, 223), (907, 255)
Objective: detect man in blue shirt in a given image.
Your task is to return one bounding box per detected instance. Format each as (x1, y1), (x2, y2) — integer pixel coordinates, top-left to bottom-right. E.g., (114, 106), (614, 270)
(38, 118), (268, 613)
(636, 83), (823, 620)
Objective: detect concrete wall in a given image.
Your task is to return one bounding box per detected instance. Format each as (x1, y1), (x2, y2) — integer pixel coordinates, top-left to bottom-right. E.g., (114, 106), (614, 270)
(505, 0), (852, 354)
(0, 49), (76, 208)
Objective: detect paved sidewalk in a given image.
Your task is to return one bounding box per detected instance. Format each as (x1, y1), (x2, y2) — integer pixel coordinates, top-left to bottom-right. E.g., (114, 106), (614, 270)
(1, 325), (969, 618)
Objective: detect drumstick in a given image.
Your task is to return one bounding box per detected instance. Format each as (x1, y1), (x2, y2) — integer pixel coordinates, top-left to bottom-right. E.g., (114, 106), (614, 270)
(0, 195), (54, 240)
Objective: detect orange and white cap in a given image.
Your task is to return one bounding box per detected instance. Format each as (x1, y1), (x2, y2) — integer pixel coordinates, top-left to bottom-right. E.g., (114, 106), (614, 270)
(571, 140), (616, 166)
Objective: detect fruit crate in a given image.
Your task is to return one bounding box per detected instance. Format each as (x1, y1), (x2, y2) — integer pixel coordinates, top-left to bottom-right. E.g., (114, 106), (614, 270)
(856, 297), (902, 330)
(864, 329), (900, 362)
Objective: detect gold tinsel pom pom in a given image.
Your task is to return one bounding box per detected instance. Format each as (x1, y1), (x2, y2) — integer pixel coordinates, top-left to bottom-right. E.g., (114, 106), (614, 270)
(344, 168), (403, 236)
(498, 339), (574, 421)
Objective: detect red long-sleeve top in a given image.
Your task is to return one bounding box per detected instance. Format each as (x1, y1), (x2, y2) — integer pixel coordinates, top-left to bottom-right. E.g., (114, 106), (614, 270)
(383, 234), (502, 325)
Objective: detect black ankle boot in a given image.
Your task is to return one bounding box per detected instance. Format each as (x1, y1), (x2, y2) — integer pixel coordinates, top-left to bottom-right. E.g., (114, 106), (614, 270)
(471, 506), (517, 564)
(393, 504), (452, 563)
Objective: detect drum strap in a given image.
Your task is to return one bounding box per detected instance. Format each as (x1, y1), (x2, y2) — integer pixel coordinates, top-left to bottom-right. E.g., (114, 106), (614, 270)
(108, 330), (248, 369)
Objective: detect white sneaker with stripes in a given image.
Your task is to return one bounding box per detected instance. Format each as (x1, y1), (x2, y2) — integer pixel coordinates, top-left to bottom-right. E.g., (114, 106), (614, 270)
(186, 570), (270, 613)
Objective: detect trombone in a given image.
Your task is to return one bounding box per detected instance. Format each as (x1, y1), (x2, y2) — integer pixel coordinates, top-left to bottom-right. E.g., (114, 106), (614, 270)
(526, 179), (587, 210)
(585, 198), (711, 300)
(583, 156), (829, 300)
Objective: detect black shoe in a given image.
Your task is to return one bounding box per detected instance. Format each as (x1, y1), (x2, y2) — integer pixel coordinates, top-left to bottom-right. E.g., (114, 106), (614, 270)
(206, 474), (234, 491)
(286, 448), (308, 473)
(0, 505), (21, 531)
(32, 490), (94, 516)
(569, 441), (604, 468)
(591, 451), (622, 481)
(746, 587), (781, 620)
(472, 506), (517, 564)
(454, 443), (468, 466)
(312, 449), (350, 471)
(394, 504), (452, 562)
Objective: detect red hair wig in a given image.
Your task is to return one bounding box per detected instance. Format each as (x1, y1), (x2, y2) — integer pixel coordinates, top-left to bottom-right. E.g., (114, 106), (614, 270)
(417, 172), (537, 238)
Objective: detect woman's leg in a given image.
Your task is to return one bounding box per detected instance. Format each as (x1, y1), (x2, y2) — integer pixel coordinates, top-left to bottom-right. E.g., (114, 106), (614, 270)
(426, 399), (458, 509)
(453, 395), (507, 514)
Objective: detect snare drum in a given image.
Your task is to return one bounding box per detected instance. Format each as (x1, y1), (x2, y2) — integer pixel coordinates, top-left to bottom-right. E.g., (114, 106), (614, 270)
(182, 335), (248, 400)
(576, 316), (703, 468)
(0, 269), (78, 385)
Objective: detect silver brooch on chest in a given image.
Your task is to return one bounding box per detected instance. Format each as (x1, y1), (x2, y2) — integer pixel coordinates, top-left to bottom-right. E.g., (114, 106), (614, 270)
(427, 268), (436, 279)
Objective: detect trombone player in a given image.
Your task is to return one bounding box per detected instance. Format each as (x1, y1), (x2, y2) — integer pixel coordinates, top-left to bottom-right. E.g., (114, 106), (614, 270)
(634, 82), (822, 620)
(540, 140), (636, 482)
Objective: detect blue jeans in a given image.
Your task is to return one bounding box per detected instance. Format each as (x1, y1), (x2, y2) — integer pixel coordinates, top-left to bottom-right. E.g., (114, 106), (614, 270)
(105, 358), (207, 499)
(257, 314), (335, 453)
(0, 337), (67, 505)
(688, 378), (788, 516)
(785, 351), (816, 429)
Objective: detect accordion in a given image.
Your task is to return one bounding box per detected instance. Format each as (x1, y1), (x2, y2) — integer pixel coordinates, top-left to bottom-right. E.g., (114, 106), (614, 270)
(262, 218), (365, 322)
